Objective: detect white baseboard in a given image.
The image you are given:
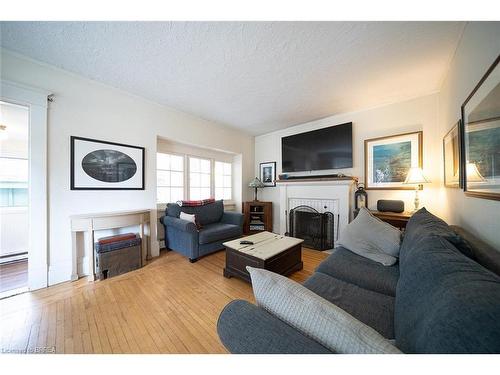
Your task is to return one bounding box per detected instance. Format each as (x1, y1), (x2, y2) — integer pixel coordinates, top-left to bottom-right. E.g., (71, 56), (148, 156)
(48, 260), (73, 286)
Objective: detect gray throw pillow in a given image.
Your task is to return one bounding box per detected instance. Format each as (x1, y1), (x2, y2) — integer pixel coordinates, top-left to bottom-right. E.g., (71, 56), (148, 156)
(247, 267), (402, 354)
(338, 207), (401, 266)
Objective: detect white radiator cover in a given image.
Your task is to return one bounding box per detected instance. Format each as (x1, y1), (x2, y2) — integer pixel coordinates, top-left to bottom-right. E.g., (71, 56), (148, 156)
(278, 180), (355, 248)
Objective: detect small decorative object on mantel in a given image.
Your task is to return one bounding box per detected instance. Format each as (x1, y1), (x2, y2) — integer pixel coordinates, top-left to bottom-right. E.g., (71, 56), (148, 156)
(443, 120), (462, 188)
(260, 161), (276, 186)
(354, 182), (368, 210)
(364, 131), (423, 190)
(461, 55), (500, 201)
(71, 136), (145, 190)
(248, 177), (265, 201)
(403, 167), (431, 211)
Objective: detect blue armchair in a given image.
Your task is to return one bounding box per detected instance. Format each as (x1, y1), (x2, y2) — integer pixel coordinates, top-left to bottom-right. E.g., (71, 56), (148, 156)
(160, 200), (243, 262)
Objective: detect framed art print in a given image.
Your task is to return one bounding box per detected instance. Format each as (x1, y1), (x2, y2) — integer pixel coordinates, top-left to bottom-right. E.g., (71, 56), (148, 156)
(71, 136), (145, 190)
(364, 131), (422, 190)
(259, 161), (276, 187)
(461, 55), (500, 201)
(443, 120), (461, 188)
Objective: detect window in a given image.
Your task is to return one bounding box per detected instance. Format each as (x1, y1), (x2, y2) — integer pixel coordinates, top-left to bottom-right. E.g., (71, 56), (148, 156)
(156, 153), (184, 203)
(215, 161), (232, 200)
(0, 157), (28, 207)
(189, 157), (211, 200)
(156, 151), (234, 204)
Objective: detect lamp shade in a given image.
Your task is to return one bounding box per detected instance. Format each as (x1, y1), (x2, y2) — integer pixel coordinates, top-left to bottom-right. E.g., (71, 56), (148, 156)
(404, 167), (430, 185)
(466, 162), (486, 182)
(248, 177), (265, 188)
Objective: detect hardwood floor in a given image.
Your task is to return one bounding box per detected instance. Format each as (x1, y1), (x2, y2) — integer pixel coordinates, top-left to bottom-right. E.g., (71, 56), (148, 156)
(0, 259), (28, 293)
(0, 248), (327, 354)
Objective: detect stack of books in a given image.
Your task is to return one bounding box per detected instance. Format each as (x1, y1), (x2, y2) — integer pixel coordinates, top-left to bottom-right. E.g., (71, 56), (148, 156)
(249, 214), (265, 231)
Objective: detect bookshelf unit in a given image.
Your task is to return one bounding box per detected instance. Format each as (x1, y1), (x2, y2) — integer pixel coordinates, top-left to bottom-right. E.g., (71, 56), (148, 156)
(242, 201), (272, 234)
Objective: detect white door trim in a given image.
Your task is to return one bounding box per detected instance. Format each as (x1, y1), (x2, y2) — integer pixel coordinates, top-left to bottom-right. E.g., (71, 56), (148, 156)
(1, 79), (50, 291)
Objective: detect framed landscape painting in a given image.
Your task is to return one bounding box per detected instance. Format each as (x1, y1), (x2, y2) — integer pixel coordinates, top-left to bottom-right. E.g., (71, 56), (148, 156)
(364, 131), (422, 190)
(443, 121), (461, 188)
(71, 136), (145, 190)
(461, 55), (500, 201)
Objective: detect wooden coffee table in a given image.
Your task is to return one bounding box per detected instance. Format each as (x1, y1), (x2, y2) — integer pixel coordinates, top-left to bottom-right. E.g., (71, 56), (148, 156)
(223, 231), (304, 283)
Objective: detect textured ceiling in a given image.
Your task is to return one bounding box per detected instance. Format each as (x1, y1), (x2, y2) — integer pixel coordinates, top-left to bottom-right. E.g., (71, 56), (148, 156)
(0, 22), (465, 135)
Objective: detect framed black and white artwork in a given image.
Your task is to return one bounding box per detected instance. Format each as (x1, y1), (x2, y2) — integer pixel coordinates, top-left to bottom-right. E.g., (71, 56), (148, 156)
(71, 136), (145, 190)
(260, 161), (276, 187)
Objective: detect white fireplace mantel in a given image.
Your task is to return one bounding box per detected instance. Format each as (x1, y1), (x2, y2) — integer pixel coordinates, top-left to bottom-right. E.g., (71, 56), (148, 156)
(70, 209), (153, 281)
(278, 179), (355, 247)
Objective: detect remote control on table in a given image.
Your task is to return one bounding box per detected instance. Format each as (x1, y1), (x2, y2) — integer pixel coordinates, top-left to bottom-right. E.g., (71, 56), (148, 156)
(240, 240), (254, 245)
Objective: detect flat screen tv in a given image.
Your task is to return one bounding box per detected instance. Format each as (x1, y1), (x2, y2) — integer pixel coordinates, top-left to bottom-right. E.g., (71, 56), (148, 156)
(281, 122), (353, 172)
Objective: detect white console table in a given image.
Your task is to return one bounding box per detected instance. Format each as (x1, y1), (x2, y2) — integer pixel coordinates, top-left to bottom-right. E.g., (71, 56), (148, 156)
(70, 209), (152, 281)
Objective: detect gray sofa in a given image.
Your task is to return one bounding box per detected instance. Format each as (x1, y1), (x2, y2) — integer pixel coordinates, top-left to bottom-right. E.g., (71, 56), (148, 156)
(160, 200), (243, 262)
(217, 208), (500, 354)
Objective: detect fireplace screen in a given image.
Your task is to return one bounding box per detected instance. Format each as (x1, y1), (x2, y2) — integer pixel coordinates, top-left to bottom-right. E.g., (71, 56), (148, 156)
(288, 205), (334, 250)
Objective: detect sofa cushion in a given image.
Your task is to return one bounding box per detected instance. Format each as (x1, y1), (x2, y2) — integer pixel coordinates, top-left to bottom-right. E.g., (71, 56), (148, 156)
(167, 200), (224, 225)
(304, 272), (395, 339)
(198, 223), (241, 245)
(450, 225), (500, 276)
(247, 267), (401, 354)
(337, 207), (401, 266)
(400, 207), (474, 262)
(395, 235), (500, 353)
(217, 300), (333, 354)
(316, 247), (400, 296)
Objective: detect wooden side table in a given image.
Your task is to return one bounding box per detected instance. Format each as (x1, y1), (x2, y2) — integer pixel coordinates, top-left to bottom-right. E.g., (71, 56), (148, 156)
(372, 210), (412, 229)
(353, 209), (412, 230)
(242, 201), (272, 234)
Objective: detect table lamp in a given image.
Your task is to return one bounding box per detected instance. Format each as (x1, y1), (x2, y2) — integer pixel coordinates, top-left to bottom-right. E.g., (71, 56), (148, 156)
(248, 177), (265, 201)
(404, 167), (430, 211)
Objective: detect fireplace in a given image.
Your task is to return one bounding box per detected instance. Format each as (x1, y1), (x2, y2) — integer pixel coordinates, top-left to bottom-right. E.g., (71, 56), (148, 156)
(277, 178), (353, 246)
(288, 205), (334, 250)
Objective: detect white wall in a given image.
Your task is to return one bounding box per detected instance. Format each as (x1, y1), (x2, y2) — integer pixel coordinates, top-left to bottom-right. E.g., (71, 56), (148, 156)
(255, 94), (442, 232)
(438, 22), (500, 249)
(0, 49), (254, 285)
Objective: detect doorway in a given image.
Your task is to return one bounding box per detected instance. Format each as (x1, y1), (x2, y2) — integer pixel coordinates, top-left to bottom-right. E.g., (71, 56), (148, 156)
(0, 101), (29, 297)
(0, 80), (49, 296)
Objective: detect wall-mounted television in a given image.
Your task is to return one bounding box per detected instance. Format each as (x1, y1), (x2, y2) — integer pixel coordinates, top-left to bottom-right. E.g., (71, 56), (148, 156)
(281, 122), (353, 173)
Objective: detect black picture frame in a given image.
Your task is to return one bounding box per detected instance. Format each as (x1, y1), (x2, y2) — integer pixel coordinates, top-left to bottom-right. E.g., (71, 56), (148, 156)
(70, 136), (145, 190)
(460, 54), (500, 201)
(259, 161), (276, 187)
